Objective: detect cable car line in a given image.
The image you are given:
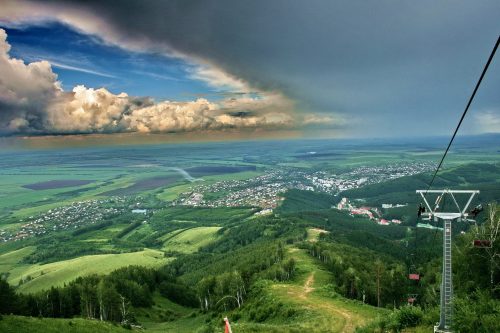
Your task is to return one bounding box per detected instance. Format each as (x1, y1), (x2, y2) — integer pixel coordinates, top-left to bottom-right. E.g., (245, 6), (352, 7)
(412, 36), (499, 332)
(425, 35), (499, 193)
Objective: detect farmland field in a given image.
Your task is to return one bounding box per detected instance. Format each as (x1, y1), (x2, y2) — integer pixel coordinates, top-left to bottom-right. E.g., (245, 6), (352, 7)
(22, 180), (95, 190)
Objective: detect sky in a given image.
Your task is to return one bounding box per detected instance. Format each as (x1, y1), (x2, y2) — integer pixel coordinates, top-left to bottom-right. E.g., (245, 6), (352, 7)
(0, 0), (499, 142)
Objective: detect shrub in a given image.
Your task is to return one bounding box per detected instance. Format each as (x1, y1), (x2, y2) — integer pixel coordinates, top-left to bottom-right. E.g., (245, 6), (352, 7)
(195, 325), (213, 333)
(395, 305), (423, 328)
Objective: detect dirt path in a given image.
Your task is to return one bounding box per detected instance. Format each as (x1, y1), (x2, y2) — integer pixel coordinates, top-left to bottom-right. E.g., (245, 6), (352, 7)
(302, 272), (355, 332)
(319, 301), (355, 332)
(304, 272), (315, 293)
(272, 247), (381, 333)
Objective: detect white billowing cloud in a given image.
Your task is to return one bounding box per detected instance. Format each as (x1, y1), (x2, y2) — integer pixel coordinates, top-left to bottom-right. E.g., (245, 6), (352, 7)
(0, 28), (297, 135)
(0, 28), (62, 132)
(0, 1), (337, 135)
(474, 110), (500, 133)
(303, 114), (335, 125)
(0, 27), (347, 136)
(45, 85), (133, 133)
(123, 99), (215, 133)
(51, 88), (294, 134)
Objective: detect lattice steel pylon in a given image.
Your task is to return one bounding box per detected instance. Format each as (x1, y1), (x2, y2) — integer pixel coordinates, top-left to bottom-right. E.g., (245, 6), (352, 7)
(416, 189), (479, 333)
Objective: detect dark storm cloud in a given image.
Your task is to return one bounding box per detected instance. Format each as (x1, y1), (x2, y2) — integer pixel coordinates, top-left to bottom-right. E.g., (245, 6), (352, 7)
(3, 0), (500, 136)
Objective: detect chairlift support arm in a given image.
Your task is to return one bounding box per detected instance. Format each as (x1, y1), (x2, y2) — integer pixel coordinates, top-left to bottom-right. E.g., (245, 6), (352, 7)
(416, 189), (480, 216)
(416, 189), (480, 333)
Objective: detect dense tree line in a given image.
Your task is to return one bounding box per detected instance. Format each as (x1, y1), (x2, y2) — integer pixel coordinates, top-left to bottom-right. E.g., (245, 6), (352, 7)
(355, 203), (500, 332)
(165, 239), (296, 311)
(0, 266), (196, 325)
(276, 189), (336, 213)
(302, 241), (407, 308)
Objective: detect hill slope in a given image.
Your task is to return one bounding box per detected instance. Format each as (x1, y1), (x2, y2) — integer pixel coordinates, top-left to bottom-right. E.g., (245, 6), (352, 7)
(9, 249), (169, 293)
(0, 316), (132, 333)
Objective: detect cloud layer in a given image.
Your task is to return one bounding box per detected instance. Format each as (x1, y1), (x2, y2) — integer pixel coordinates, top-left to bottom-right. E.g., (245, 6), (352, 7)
(1, 1), (499, 137)
(0, 29), (61, 133)
(1, 29), (321, 135)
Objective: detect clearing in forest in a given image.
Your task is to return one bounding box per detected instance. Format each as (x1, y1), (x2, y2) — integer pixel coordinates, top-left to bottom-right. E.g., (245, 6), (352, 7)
(232, 246), (386, 333)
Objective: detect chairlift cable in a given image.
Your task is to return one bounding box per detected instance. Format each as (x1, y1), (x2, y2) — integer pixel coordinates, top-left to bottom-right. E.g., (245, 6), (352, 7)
(425, 36), (499, 193)
(415, 36), (499, 269)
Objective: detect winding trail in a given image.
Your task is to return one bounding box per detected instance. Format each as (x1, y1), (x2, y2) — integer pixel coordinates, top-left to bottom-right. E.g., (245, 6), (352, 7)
(303, 272), (315, 295)
(270, 245), (384, 333)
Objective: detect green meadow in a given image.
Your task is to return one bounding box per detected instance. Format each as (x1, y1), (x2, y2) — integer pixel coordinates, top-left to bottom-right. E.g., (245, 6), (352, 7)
(0, 138), (498, 333)
(0, 316), (133, 333)
(162, 226), (222, 253)
(7, 249), (169, 293)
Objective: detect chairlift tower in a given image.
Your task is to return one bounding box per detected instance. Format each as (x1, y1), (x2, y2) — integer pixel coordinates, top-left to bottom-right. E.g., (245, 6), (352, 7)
(416, 189), (479, 333)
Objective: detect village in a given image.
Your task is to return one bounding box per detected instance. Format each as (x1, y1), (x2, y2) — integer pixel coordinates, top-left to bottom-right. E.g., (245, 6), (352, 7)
(336, 197), (405, 225)
(1, 162), (431, 242)
(174, 162), (433, 212)
(0, 197), (129, 243)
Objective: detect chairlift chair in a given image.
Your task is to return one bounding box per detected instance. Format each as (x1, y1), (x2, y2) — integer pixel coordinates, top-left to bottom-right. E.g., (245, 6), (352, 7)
(409, 273), (420, 281)
(421, 213), (433, 221)
(417, 203), (426, 217)
(466, 204), (492, 248)
(407, 294), (418, 305)
(473, 239), (492, 248)
(408, 265), (420, 281)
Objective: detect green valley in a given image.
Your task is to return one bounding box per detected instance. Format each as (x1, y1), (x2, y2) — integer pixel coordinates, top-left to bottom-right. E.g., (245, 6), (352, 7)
(1, 138), (499, 333)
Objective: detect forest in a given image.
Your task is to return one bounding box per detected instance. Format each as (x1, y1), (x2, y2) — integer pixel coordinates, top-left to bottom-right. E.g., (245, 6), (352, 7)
(1, 193), (498, 332)
(0, 161), (499, 332)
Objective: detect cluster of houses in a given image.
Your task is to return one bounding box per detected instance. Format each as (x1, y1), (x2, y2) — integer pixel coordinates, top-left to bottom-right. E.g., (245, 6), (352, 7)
(173, 163), (432, 215)
(0, 197), (130, 243)
(337, 197), (402, 225)
(174, 170), (313, 210)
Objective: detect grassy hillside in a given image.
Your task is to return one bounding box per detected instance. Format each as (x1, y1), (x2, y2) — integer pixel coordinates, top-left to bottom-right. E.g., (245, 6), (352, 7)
(0, 316), (132, 333)
(162, 227), (222, 253)
(8, 249), (169, 293)
(136, 294), (207, 333)
(0, 246), (35, 273)
(226, 246), (386, 333)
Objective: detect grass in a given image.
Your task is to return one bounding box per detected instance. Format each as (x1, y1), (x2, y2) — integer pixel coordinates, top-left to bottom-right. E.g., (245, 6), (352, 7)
(8, 249), (170, 293)
(306, 228), (329, 243)
(140, 315), (207, 333)
(402, 327), (434, 333)
(201, 170), (262, 182)
(151, 207), (255, 226)
(0, 166), (132, 218)
(232, 247), (386, 333)
(9, 175), (135, 218)
(0, 246), (35, 273)
(0, 315), (132, 333)
(157, 183), (193, 202)
(162, 227), (222, 253)
(273, 248), (385, 331)
(136, 293), (206, 333)
(155, 171), (262, 202)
